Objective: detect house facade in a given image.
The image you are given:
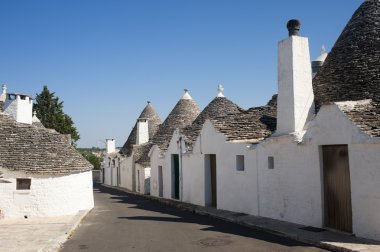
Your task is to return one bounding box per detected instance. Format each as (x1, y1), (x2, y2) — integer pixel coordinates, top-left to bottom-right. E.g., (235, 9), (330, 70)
(148, 0), (380, 241)
(0, 85), (94, 219)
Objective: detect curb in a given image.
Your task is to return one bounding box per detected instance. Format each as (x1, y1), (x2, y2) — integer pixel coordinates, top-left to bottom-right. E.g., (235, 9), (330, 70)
(101, 184), (361, 252)
(38, 209), (92, 252)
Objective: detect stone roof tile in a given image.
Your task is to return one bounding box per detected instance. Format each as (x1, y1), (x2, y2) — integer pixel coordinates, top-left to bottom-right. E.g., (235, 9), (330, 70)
(337, 99), (380, 138)
(313, 0), (380, 108)
(181, 97), (243, 148)
(210, 95), (277, 143)
(0, 113), (92, 175)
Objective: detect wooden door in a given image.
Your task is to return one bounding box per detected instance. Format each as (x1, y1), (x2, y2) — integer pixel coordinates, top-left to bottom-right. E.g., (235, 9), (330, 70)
(210, 154), (217, 208)
(172, 154), (180, 200)
(322, 145), (352, 233)
(158, 166), (163, 197)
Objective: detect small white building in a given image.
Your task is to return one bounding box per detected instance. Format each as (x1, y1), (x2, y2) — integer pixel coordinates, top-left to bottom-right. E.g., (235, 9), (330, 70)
(0, 85), (94, 219)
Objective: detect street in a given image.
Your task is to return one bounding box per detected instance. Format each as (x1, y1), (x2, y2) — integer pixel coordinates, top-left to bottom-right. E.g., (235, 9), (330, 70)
(61, 184), (328, 252)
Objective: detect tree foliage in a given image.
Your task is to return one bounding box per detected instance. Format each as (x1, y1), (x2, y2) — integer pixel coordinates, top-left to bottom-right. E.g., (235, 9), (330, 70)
(33, 85), (80, 143)
(80, 151), (103, 170)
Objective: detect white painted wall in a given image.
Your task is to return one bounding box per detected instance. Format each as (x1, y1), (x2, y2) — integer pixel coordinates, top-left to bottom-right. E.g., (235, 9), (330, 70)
(149, 102), (380, 241)
(277, 35), (314, 135)
(135, 164), (151, 195)
(102, 155), (118, 187)
(304, 104), (380, 240)
(150, 122), (259, 214)
(0, 170), (94, 219)
(119, 155), (134, 190)
(257, 136), (323, 227)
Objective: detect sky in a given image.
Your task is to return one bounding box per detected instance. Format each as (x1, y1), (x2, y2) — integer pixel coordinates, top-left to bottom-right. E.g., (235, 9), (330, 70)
(0, 0), (362, 148)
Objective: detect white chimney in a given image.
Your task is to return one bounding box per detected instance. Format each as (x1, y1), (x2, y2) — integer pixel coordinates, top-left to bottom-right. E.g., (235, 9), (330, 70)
(276, 20), (315, 135)
(3, 87), (33, 124)
(106, 139), (116, 154)
(136, 118), (149, 145)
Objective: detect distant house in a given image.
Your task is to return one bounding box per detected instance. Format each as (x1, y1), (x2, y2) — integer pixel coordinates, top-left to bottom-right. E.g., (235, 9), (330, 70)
(0, 85), (94, 219)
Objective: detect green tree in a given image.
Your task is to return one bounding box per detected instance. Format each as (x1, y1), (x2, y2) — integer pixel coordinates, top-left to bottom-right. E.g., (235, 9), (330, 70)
(80, 151), (103, 170)
(33, 85), (80, 143)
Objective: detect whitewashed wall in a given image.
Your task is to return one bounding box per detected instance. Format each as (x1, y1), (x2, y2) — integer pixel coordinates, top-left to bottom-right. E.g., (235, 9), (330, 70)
(150, 138), (177, 200)
(119, 156), (133, 190)
(185, 121), (259, 214)
(257, 136), (322, 227)
(135, 164), (151, 195)
(0, 170), (94, 219)
(102, 155), (119, 187)
(150, 146), (164, 197)
(149, 104), (380, 241)
(305, 104), (380, 240)
(150, 122), (259, 215)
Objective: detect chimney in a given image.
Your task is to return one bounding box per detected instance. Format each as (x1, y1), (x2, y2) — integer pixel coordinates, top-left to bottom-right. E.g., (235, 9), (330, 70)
(0, 84), (6, 112)
(136, 118), (149, 145)
(3, 85), (33, 124)
(106, 139), (116, 154)
(276, 19), (315, 135)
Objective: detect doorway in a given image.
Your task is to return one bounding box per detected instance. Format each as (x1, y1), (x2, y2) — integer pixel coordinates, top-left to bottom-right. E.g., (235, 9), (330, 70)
(322, 145), (352, 233)
(205, 154), (217, 208)
(172, 154), (180, 200)
(158, 165), (163, 197)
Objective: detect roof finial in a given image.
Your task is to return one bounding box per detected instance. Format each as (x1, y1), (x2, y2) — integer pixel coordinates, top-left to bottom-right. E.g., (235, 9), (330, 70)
(2, 84), (6, 94)
(147, 101), (151, 104)
(287, 19), (301, 36)
(217, 82), (225, 97)
(321, 45), (326, 54)
(181, 88), (193, 100)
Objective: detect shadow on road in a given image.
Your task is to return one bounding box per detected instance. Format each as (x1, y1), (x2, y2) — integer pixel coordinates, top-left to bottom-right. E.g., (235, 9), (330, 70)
(94, 183), (329, 250)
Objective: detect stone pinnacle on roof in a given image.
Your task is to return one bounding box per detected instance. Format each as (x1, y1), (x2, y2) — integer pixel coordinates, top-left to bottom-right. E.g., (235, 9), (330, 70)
(181, 89), (193, 100)
(313, 0), (380, 108)
(314, 45), (328, 62)
(217, 83), (225, 97)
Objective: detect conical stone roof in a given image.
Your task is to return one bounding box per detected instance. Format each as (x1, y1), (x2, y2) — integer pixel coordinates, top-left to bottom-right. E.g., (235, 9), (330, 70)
(0, 113), (92, 175)
(149, 90), (201, 151)
(313, 0), (380, 108)
(182, 96), (243, 148)
(135, 90), (201, 167)
(120, 101), (161, 156)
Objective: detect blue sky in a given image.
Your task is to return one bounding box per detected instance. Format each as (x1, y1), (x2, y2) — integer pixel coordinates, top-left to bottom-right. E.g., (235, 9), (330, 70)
(0, 0), (361, 147)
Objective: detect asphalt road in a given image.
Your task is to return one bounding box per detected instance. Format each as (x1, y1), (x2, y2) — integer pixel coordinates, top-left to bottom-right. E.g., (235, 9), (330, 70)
(61, 184), (329, 252)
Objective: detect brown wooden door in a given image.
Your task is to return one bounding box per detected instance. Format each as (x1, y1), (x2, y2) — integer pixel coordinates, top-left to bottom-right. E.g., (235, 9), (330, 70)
(210, 154), (217, 208)
(322, 145), (352, 233)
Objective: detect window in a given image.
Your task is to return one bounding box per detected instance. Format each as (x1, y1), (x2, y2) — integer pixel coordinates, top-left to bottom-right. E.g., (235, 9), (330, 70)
(236, 155), (245, 171)
(268, 156), (274, 169)
(16, 178), (31, 190)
